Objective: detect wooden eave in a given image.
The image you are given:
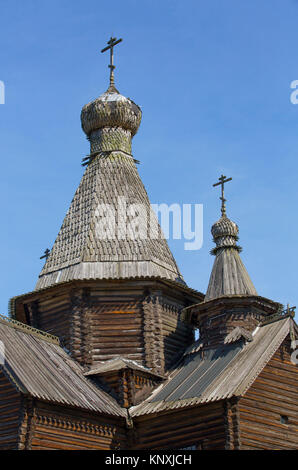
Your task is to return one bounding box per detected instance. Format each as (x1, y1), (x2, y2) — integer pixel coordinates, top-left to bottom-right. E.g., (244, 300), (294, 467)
(181, 294), (282, 326)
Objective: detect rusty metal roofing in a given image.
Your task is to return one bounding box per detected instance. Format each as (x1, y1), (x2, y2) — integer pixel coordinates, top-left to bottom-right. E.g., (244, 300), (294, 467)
(130, 317), (295, 416)
(0, 317), (126, 416)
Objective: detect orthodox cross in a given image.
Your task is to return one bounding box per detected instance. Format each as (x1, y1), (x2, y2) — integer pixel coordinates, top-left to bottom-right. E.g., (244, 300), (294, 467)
(40, 248), (50, 260)
(213, 174), (232, 217)
(101, 36), (123, 89)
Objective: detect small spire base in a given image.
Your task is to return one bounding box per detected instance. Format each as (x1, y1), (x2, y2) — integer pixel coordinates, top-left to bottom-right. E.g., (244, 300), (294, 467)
(106, 83), (119, 94)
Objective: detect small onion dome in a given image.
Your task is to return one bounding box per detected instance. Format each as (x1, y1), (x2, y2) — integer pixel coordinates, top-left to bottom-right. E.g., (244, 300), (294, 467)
(81, 87), (142, 137)
(211, 215), (241, 255)
(211, 215), (239, 239)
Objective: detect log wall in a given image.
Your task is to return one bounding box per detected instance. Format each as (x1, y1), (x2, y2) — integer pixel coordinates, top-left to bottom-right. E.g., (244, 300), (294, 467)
(26, 402), (127, 450)
(239, 337), (298, 450)
(19, 280), (196, 375)
(87, 291), (144, 366)
(25, 288), (72, 351)
(0, 371), (22, 450)
(132, 401), (227, 450)
(198, 307), (265, 348)
(96, 369), (162, 408)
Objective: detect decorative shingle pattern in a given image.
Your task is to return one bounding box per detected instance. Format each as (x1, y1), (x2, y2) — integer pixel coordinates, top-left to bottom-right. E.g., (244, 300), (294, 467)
(36, 153), (183, 290)
(224, 326), (253, 344)
(81, 90), (141, 137)
(90, 127), (132, 154)
(205, 214), (257, 301)
(36, 86), (183, 290)
(205, 247), (257, 300)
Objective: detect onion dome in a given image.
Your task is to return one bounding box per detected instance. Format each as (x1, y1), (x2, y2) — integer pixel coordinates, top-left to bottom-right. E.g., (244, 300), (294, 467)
(81, 85), (142, 137)
(211, 215), (241, 255)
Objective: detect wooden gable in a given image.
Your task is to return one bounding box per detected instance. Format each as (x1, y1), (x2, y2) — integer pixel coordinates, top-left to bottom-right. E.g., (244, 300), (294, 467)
(238, 335), (298, 449)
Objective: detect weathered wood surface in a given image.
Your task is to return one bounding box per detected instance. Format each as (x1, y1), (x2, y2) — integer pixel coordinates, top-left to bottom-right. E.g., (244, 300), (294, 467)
(97, 369), (162, 408)
(238, 337), (298, 450)
(19, 401), (126, 450)
(1, 334), (297, 450)
(28, 402), (127, 450)
(0, 372), (127, 450)
(132, 401), (226, 450)
(0, 371), (22, 450)
(7, 280), (297, 451)
(16, 280), (196, 375)
(183, 295), (280, 349)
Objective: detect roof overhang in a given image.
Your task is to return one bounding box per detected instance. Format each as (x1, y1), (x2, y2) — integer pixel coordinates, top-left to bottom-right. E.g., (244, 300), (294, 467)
(181, 294), (282, 326)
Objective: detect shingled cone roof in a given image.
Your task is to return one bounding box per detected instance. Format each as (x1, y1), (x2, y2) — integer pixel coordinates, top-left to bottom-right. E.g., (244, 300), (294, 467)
(36, 87), (183, 290)
(205, 214), (257, 301)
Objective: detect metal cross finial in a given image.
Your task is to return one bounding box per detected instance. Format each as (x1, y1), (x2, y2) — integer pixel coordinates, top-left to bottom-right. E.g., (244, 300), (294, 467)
(101, 36), (123, 89)
(213, 174), (232, 217)
(40, 248), (50, 260)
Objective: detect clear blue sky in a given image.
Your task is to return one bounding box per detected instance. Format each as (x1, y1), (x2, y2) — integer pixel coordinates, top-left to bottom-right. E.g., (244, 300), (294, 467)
(0, 0), (297, 316)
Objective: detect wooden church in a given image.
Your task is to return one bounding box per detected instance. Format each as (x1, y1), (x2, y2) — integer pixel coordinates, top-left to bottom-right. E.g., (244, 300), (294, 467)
(0, 38), (297, 450)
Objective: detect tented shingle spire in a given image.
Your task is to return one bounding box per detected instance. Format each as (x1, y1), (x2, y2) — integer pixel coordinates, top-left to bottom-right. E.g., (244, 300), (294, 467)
(35, 81), (183, 290)
(205, 178), (257, 301)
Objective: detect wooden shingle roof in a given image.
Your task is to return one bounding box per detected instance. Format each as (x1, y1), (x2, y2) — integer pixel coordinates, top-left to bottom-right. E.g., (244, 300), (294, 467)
(0, 316), (126, 416)
(205, 247), (257, 300)
(36, 153), (183, 290)
(205, 215), (257, 300)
